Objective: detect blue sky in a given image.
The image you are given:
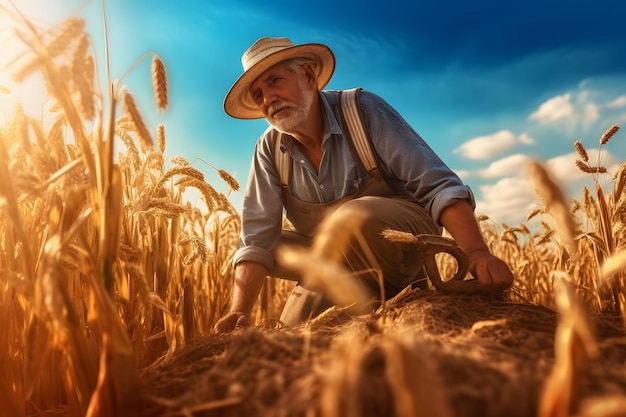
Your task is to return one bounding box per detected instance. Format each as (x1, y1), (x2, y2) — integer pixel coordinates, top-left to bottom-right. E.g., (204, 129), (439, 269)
(3, 0), (626, 227)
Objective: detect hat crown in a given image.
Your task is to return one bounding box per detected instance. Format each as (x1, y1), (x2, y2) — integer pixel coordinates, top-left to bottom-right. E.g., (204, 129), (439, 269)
(242, 37), (295, 72)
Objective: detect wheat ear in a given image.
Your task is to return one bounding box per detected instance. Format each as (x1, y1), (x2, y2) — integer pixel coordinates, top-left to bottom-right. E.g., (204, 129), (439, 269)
(151, 55), (168, 111)
(122, 91), (154, 152)
(600, 124), (619, 145)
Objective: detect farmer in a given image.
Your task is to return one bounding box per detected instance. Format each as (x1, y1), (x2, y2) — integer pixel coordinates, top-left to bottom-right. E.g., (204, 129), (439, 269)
(214, 37), (514, 332)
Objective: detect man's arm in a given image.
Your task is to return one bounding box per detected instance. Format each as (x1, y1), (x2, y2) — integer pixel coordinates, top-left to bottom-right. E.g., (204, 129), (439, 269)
(439, 200), (514, 290)
(214, 261), (268, 332)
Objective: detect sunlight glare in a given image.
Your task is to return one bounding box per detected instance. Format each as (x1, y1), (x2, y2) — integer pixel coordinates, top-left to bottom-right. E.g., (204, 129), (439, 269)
(0, 1), (82, 122)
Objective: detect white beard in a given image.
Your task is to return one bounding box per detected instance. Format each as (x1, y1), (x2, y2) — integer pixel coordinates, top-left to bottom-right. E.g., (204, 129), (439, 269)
(268, 88), (315, 134)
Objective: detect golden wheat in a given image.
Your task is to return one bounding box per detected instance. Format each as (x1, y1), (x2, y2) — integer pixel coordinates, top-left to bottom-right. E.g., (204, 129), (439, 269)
(527, 161), (579, 256)
(1, 7), (242, 416)
(576, 159), (608, 174)
(122, 91), (154, 152)
(276, 209), (373, 309)
(574, 140), (588, 162)
(46, 17), (85, 57)
(613, 161), (626, 197)
(599, 124), (619, 145)
(3, 5), (626, 417)
(69, 32), (96, 120)
(11, 17), (84, 82)
(218, 168), (240, 192)
(538, 275), (598, 417)
(151, 55), (168, 111)
(157, 123), (166, 153)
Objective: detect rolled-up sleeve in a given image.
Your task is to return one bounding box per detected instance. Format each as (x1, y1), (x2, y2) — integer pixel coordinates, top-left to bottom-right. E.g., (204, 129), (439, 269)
(429, 186), (476, 225)
(359, 91), (476, 224)
(232, 131), (284, 270)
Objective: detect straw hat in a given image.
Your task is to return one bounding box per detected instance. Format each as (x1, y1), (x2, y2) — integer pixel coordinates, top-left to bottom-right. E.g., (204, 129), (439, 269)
(224, 37), (335, 119)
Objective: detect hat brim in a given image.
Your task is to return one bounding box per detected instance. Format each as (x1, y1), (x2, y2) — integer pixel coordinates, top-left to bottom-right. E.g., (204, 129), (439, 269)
(223, 43), (335, 119)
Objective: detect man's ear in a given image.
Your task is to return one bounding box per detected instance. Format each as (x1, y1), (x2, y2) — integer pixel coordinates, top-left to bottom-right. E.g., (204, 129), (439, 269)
(302, 63), (318, 88)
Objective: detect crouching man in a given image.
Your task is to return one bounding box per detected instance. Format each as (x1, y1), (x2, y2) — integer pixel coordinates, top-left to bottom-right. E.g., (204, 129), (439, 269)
(215, 37), (514, 332)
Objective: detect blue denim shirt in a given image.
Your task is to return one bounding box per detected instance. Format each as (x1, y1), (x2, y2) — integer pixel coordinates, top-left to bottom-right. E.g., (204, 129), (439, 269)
(233, 89), (475, 270)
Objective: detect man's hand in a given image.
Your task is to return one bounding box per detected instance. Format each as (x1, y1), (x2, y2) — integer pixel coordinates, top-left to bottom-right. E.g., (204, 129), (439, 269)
(214, 261), (269, 333)
(214, 311), (252, 333)
(439, 200), (515, 292)
(468, 250), (514, 291)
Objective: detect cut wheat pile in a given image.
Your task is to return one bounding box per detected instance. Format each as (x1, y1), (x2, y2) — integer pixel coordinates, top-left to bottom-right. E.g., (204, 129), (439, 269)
(1, 4), (625, 417)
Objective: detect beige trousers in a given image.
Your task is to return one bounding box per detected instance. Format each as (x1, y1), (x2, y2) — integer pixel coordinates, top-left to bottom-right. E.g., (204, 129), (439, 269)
(272, 195), (440, 326)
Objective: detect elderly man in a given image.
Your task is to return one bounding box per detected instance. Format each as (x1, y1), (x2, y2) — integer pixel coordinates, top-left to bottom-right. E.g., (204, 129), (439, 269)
(214, 37), (514, 332)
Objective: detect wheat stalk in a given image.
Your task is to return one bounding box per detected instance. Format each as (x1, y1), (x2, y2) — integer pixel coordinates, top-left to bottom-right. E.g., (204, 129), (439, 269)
(574, 140), (588, 162)
(600, 124), (619, 145)
(613, 161), (626, 199)
(46, 17), (85, 58)
(218, 169), (240, 192)
(538, 275), (598, 417)
(157, 123), (166, 154)
(575, 160), (607, 174)
(527, 161), (579, 256)
(151, 55), (168, 111)
(122, 91), (154, 152)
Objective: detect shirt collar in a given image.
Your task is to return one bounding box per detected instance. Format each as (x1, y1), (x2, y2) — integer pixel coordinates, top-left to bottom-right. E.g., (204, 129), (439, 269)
(320, 91), (343, 138)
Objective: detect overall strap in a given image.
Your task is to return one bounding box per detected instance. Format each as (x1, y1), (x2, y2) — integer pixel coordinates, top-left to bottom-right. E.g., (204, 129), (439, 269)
(339, 88), (380, 179)
(273, 129), (290, 189)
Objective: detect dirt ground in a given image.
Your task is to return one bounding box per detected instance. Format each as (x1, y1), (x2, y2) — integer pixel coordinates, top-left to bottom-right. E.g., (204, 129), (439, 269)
(137, 290), (626, 417)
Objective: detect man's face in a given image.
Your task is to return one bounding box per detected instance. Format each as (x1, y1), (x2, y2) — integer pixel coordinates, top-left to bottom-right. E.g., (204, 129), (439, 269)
(249, 61), (316, 134)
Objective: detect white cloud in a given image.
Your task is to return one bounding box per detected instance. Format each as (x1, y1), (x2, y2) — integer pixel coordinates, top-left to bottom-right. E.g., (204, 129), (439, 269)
(478, 154), (533, 178)
(581, 103), (600, 125)
(545, 153), (587, 182)
(519, 133), (535, 144)
(529, 93), (575, 124)
(529, 91), (602, 126)
(471, 147), (621, 226)
(606, 96), (626, 108)
(454, 130), (517, 160)
(474, 176), (539, 225)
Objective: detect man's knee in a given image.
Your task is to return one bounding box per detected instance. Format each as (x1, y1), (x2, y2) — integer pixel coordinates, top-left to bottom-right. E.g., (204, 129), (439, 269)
(330, 197), (384, 235)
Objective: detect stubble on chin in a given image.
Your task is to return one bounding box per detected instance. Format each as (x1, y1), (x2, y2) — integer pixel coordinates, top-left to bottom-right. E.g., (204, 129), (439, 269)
(269, 110), (301, 134)
(267, 89), (314, 134)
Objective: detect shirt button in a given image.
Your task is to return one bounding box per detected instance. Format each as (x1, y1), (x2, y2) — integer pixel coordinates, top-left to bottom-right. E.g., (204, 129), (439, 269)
(300, 159), (305, 164)
(320, 184), (325, 189)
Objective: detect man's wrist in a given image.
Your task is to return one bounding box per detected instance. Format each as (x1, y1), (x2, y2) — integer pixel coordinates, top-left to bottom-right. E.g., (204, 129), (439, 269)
(466, 247), (491, 256)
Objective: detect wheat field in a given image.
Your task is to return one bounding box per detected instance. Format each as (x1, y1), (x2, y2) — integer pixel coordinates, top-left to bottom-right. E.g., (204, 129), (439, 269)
(1, 6), (625, 417)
